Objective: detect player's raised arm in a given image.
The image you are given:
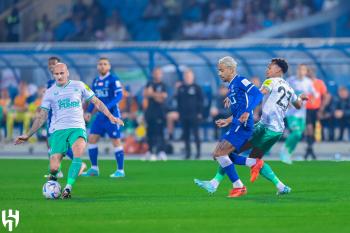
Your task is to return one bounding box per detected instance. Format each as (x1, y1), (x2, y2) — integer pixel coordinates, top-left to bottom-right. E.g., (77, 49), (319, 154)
(292, 93), (309, 109)
(90, 95), (124, 126)
(14, 108), (48, 145)
(238, 79), (263, 123)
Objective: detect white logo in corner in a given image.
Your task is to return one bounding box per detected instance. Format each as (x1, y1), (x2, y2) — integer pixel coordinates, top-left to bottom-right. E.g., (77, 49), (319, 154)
(2, 209), (19, 232)
(241, 79), (251, 87)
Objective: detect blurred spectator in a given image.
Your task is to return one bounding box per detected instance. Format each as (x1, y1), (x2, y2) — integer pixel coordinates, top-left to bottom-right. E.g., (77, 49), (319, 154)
(0, 89), (11, 140)
(72, 0), (88, 20)
(35, 14), (53, 42)
(143, 68), (168, 161)
(143, 0), (164, 19)
(177, 69), (203, 159)
(104, 12), (129, 41)
(304, 67), (328, 160)
(89, 0), (106, 31)
(319, 92), (337, 141)
(334, 86), (350, 141)
(293, 0), (311, 18)
(28, 87), (46, 141)
(119, 87), (139, 134)
(5, 5), (20, 42)
(6, 81), (31, 141)
(166, 81), (181, 141)
(159, 0), (182, 40)
(201, 82), (213, 141)
(210, 84), (230, 140)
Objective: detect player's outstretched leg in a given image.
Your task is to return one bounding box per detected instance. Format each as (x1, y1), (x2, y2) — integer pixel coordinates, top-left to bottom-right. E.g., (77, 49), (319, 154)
(229, 153), (264, 182)
(110, 145), (125, 178)
(214, 141), (247, 198)
(62, 137), (85, 199)
(48, 154), (63, 181)
(259, 162), (291, 195)
(194, 167), (225, 194)
(82, 143), (100, 177)
(110, 137), (125, 178)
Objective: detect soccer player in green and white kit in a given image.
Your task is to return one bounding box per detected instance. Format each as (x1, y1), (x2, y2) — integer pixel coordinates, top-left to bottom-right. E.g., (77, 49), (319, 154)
(15, 63), (124, 199)
(279, 64), (317, 164)
(195, 58), (309, 195)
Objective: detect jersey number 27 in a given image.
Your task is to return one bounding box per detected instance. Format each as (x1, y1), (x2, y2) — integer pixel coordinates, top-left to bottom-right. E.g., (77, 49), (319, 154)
(276, 86), (292, 110)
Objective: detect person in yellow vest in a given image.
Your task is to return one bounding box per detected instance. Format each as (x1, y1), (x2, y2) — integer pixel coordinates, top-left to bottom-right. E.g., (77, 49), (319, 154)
(6, 82), (31, 141)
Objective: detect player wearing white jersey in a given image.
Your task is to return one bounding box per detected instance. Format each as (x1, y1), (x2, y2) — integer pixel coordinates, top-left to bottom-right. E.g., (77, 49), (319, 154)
(279, 64), (317, 164)
(195, 58), (308, 195)
(14, 63), (124, 199)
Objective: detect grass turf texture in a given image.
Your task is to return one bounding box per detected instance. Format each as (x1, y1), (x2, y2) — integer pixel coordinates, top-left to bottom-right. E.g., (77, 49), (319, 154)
(0, 159), (349, 233)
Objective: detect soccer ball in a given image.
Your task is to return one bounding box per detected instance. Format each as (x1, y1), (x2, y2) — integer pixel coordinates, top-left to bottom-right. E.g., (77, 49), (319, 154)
(42, 181), (61, 199)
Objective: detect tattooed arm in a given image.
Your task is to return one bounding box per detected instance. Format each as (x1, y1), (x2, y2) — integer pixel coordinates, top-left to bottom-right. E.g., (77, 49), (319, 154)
(90, 96), (124, 126)
(14, 108), (48, 145)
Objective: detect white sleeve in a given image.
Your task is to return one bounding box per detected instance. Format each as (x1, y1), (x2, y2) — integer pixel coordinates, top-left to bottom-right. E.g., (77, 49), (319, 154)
(290, 88), (298, 104)
(40, 91), (51, 111)
(80, 81), (95, 101)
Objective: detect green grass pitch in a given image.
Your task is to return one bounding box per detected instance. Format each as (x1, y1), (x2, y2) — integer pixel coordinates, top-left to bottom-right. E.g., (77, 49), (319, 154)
(0, 159), (349, 233)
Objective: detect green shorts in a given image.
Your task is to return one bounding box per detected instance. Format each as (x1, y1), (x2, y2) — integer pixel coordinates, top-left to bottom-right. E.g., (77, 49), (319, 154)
(48, 128), (87, 156)
(250, 122), (283, 153)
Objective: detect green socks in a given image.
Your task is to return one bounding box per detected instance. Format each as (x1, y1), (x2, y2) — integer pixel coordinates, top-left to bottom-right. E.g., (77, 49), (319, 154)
(67, 158), (82, 186)
(260, 163), (280, 186)
(213, 166), (225, 182)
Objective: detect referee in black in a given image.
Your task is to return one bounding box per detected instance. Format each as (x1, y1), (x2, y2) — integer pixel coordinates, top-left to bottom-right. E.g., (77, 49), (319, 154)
(177, 69), (203, 159)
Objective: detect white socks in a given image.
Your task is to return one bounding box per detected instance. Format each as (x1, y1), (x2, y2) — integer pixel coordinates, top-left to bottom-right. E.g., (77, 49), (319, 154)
(210, 179), (220, 189)
(246, 158), (256, 167)
(216, 155), (233, 168)
(233, 179), (244, 188)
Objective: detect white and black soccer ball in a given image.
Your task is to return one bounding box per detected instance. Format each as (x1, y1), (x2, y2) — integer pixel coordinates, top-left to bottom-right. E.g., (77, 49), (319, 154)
(42, 181), (61, 199)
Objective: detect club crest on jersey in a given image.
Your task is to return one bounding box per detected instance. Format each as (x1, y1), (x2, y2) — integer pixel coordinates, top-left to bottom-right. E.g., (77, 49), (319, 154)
(98, 82), (104, 86)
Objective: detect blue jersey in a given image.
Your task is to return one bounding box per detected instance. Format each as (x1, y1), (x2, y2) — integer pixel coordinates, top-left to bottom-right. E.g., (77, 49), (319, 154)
(88, 72), (123, 118)
(47, 79), (55, 89)
(227, 75), (262, 130)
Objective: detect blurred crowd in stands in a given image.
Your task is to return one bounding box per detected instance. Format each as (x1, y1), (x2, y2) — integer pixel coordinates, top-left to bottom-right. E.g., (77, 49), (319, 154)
(1, 63), (350, 159)
(2, 0), (345, 42)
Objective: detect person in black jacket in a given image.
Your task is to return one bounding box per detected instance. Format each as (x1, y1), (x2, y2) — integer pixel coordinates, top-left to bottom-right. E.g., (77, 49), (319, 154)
(334, 86), (350, 141)
(143, 67), (168, 161)
(177, 69), (203, 159)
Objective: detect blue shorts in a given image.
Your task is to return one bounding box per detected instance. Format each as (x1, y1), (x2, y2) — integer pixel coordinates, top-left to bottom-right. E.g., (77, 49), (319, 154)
(221, 124), (253, 152)
(90, 115), (121, 139)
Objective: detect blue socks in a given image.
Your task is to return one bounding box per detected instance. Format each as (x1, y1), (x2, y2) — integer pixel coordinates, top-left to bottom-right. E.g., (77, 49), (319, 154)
(229, 153), (247, 165)
(114, 146), (124, 170)
(216, 156), (239, 183)
(88, 144), (124, 171)
(88, 144), (98, 167)
(223, 163), (239, 183)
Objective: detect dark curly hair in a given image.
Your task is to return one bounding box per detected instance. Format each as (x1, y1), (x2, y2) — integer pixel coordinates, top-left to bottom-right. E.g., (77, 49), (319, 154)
(271, 58), (288, 74)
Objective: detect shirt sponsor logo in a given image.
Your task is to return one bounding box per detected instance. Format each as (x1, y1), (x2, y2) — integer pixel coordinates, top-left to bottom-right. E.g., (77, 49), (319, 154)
(58, 98), (80, 109)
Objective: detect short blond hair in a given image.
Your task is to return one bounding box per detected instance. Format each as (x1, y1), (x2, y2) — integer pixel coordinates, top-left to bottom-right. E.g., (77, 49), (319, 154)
(218, 56), (237, 68)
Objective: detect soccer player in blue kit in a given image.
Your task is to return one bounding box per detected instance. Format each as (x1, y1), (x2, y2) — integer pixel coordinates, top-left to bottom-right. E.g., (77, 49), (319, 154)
(82, 57), (125, 178)
(209, 56), (264, 198)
